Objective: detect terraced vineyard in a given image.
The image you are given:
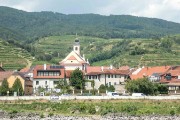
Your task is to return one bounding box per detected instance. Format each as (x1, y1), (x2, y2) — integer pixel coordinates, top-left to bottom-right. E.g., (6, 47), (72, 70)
(0, 39), (33, 70)
(34, 35), (180, 67)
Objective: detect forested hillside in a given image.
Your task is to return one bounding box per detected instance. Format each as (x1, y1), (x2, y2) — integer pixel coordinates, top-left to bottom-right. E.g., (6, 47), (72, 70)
(0, 6), (180, 70)
(1, 6), (180, 41)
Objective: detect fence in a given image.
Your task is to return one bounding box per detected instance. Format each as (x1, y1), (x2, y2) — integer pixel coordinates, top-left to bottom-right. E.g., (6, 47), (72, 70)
(1, 95), (180, 101)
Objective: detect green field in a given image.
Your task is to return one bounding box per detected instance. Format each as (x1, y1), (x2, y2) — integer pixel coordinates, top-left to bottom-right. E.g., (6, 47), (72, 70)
(0, 100), (180, 116)
(0, 39), (33, 70)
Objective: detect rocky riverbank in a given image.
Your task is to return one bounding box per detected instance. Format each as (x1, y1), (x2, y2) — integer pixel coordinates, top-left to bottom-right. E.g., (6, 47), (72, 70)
(1, 110), (180, 120)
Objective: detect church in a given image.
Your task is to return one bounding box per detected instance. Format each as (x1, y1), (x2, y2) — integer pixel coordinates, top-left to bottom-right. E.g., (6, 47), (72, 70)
(59, 38), (90, 70)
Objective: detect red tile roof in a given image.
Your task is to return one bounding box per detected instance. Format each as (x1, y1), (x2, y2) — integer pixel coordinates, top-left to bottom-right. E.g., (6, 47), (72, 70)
(33, 65), (65, 79)
(160, 66), (180, 83)
(119, 66), (130, 71)
(86, 66), (129, 75)
(130, 66), (171, 80)
(0, 71), (14, 82)
(20, 67), (30, 73)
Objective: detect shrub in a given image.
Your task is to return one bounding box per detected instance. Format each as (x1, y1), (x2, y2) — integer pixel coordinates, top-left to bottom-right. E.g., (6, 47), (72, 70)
(88, 106), (96, 114)
(48, 112), (54, 117)
(40, 113), (44, 118)
(170, 110), (175, 116)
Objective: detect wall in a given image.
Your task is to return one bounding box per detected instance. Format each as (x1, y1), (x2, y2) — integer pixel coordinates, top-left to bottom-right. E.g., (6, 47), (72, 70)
(1, 95), (180, 100)
(7, 75), (25, 90)
(33, 78), (60, 91)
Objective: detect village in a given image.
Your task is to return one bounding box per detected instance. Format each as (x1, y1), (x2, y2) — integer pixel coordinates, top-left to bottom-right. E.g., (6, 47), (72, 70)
(0, 38), (180, 97)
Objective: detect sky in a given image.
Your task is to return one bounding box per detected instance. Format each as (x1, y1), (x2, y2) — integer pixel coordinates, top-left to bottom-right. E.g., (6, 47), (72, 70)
(0, 0), (180, 23)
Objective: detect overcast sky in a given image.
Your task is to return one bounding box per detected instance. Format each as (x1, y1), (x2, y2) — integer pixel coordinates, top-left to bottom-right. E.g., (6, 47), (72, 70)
(0, 0), (180, 23)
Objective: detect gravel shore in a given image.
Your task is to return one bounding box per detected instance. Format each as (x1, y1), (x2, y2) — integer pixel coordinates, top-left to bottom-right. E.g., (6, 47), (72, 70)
(1, 111), (180, 120)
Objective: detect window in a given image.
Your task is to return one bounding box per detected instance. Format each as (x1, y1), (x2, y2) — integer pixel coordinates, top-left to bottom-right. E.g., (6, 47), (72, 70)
(45, 81), (47, 85)
(89, 76), (91, 79)
(111, 75), (113, 78)
(53, 81), (59, 85)
(166, 73), (172, 80)
(115, 75), (117, 78)
(114, 82), (116, 85)
(109, 82), (111, 86)
(108, 75), (110, 78)
(37, 71), (60, 76)
(75, 47), (78, 50)
(36, 81), (39, 85)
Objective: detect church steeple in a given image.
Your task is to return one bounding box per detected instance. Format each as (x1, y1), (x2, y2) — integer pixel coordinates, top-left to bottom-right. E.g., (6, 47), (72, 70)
(73, 38), (80, 55)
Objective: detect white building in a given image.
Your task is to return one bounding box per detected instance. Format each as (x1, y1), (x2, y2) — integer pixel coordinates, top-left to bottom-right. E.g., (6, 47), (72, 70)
(59, 38), (90, 70)
(85, 66), (129, 92)
(33, 64), (65, 93)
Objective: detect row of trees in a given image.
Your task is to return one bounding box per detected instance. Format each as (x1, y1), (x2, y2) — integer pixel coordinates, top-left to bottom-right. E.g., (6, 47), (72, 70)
(0, 78), (23, 96)
(125, 78), (168, 95)
(59, 69), (167, 95)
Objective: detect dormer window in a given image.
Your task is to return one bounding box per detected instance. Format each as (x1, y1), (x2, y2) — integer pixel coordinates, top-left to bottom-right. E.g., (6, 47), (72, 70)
(165, 73), (172, 80)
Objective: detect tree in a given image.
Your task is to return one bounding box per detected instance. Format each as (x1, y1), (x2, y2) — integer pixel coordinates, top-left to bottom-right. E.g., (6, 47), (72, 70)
(70, 68), (84, 89)
(160, 39), (172, 52)
(125, 78), (155, 95)
(0, 79), (9, 96)
(12, 78), (24, 96)
(98, 84), (115, 93)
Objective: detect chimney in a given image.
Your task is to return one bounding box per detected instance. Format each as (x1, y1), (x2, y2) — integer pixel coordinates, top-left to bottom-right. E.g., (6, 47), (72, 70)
(101, 66), (104, 71)
(44, 64), (46, 70)
(87, 59), (89, 64)
(83, 54), (85, 60)
(110, 64), (113, 69)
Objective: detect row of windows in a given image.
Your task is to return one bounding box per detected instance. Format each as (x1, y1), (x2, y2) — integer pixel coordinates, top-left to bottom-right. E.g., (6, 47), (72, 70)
(89, 75), (97, 79)
(108, 75), (117, 78)
(88, 75), (123, 79)
(36, 81), (59, 85)
(37, 71), (60, 76)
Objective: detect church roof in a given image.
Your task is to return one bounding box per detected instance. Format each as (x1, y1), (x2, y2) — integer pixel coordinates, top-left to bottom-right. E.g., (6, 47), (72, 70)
(59, 51), (89, 65)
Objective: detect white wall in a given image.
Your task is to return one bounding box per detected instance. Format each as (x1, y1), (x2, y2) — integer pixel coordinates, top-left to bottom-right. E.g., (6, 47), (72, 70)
(86, 74), (127, 90)
(33, 78), (59, 91)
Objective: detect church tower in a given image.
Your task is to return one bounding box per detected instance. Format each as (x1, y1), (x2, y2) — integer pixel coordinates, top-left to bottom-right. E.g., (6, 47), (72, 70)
(73, 38), (80, 55)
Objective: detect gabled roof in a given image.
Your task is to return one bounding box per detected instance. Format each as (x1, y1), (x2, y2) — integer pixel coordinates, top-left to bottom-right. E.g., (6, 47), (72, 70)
(12, 72), (29, 81)
(119, 66), (130, 71)
(160, 66), (180, 83)
(33, 65), (65, 79)
(86, 66), (129, 75)
(59, 51), (88, 65)
(130, 66), (171, 80)
(0, 71), (14, 82)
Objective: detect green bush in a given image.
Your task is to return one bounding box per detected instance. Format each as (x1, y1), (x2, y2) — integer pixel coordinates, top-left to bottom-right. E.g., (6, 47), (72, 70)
(88, 106), (96, 114)
(170, 110), (175, 116)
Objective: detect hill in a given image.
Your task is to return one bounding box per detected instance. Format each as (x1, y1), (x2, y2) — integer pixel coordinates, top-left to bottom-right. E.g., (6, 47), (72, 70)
(1, 6), (180, 41)
(34, 35), (180, 67)
(0, 38), (33, 70)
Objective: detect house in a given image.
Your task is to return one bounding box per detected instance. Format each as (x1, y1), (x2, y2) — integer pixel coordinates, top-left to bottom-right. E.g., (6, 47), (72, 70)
(7, 72), (33, 95)
(130, 66), (171, 82)
(84, 66), (129, 93)
(33, 64), (65, 93)
(20, 66), (34, 78)
(160, 66), (180, 94)
(59, 38), (90, 70)
(0, 71), (13, 86)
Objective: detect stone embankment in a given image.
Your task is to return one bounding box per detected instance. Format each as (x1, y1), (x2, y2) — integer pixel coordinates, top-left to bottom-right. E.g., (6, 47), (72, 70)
(1, 111), (180, 120)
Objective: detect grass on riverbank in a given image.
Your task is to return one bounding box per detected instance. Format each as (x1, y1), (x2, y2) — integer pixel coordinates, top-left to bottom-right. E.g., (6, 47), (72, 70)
(0, 99), (180, 116)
